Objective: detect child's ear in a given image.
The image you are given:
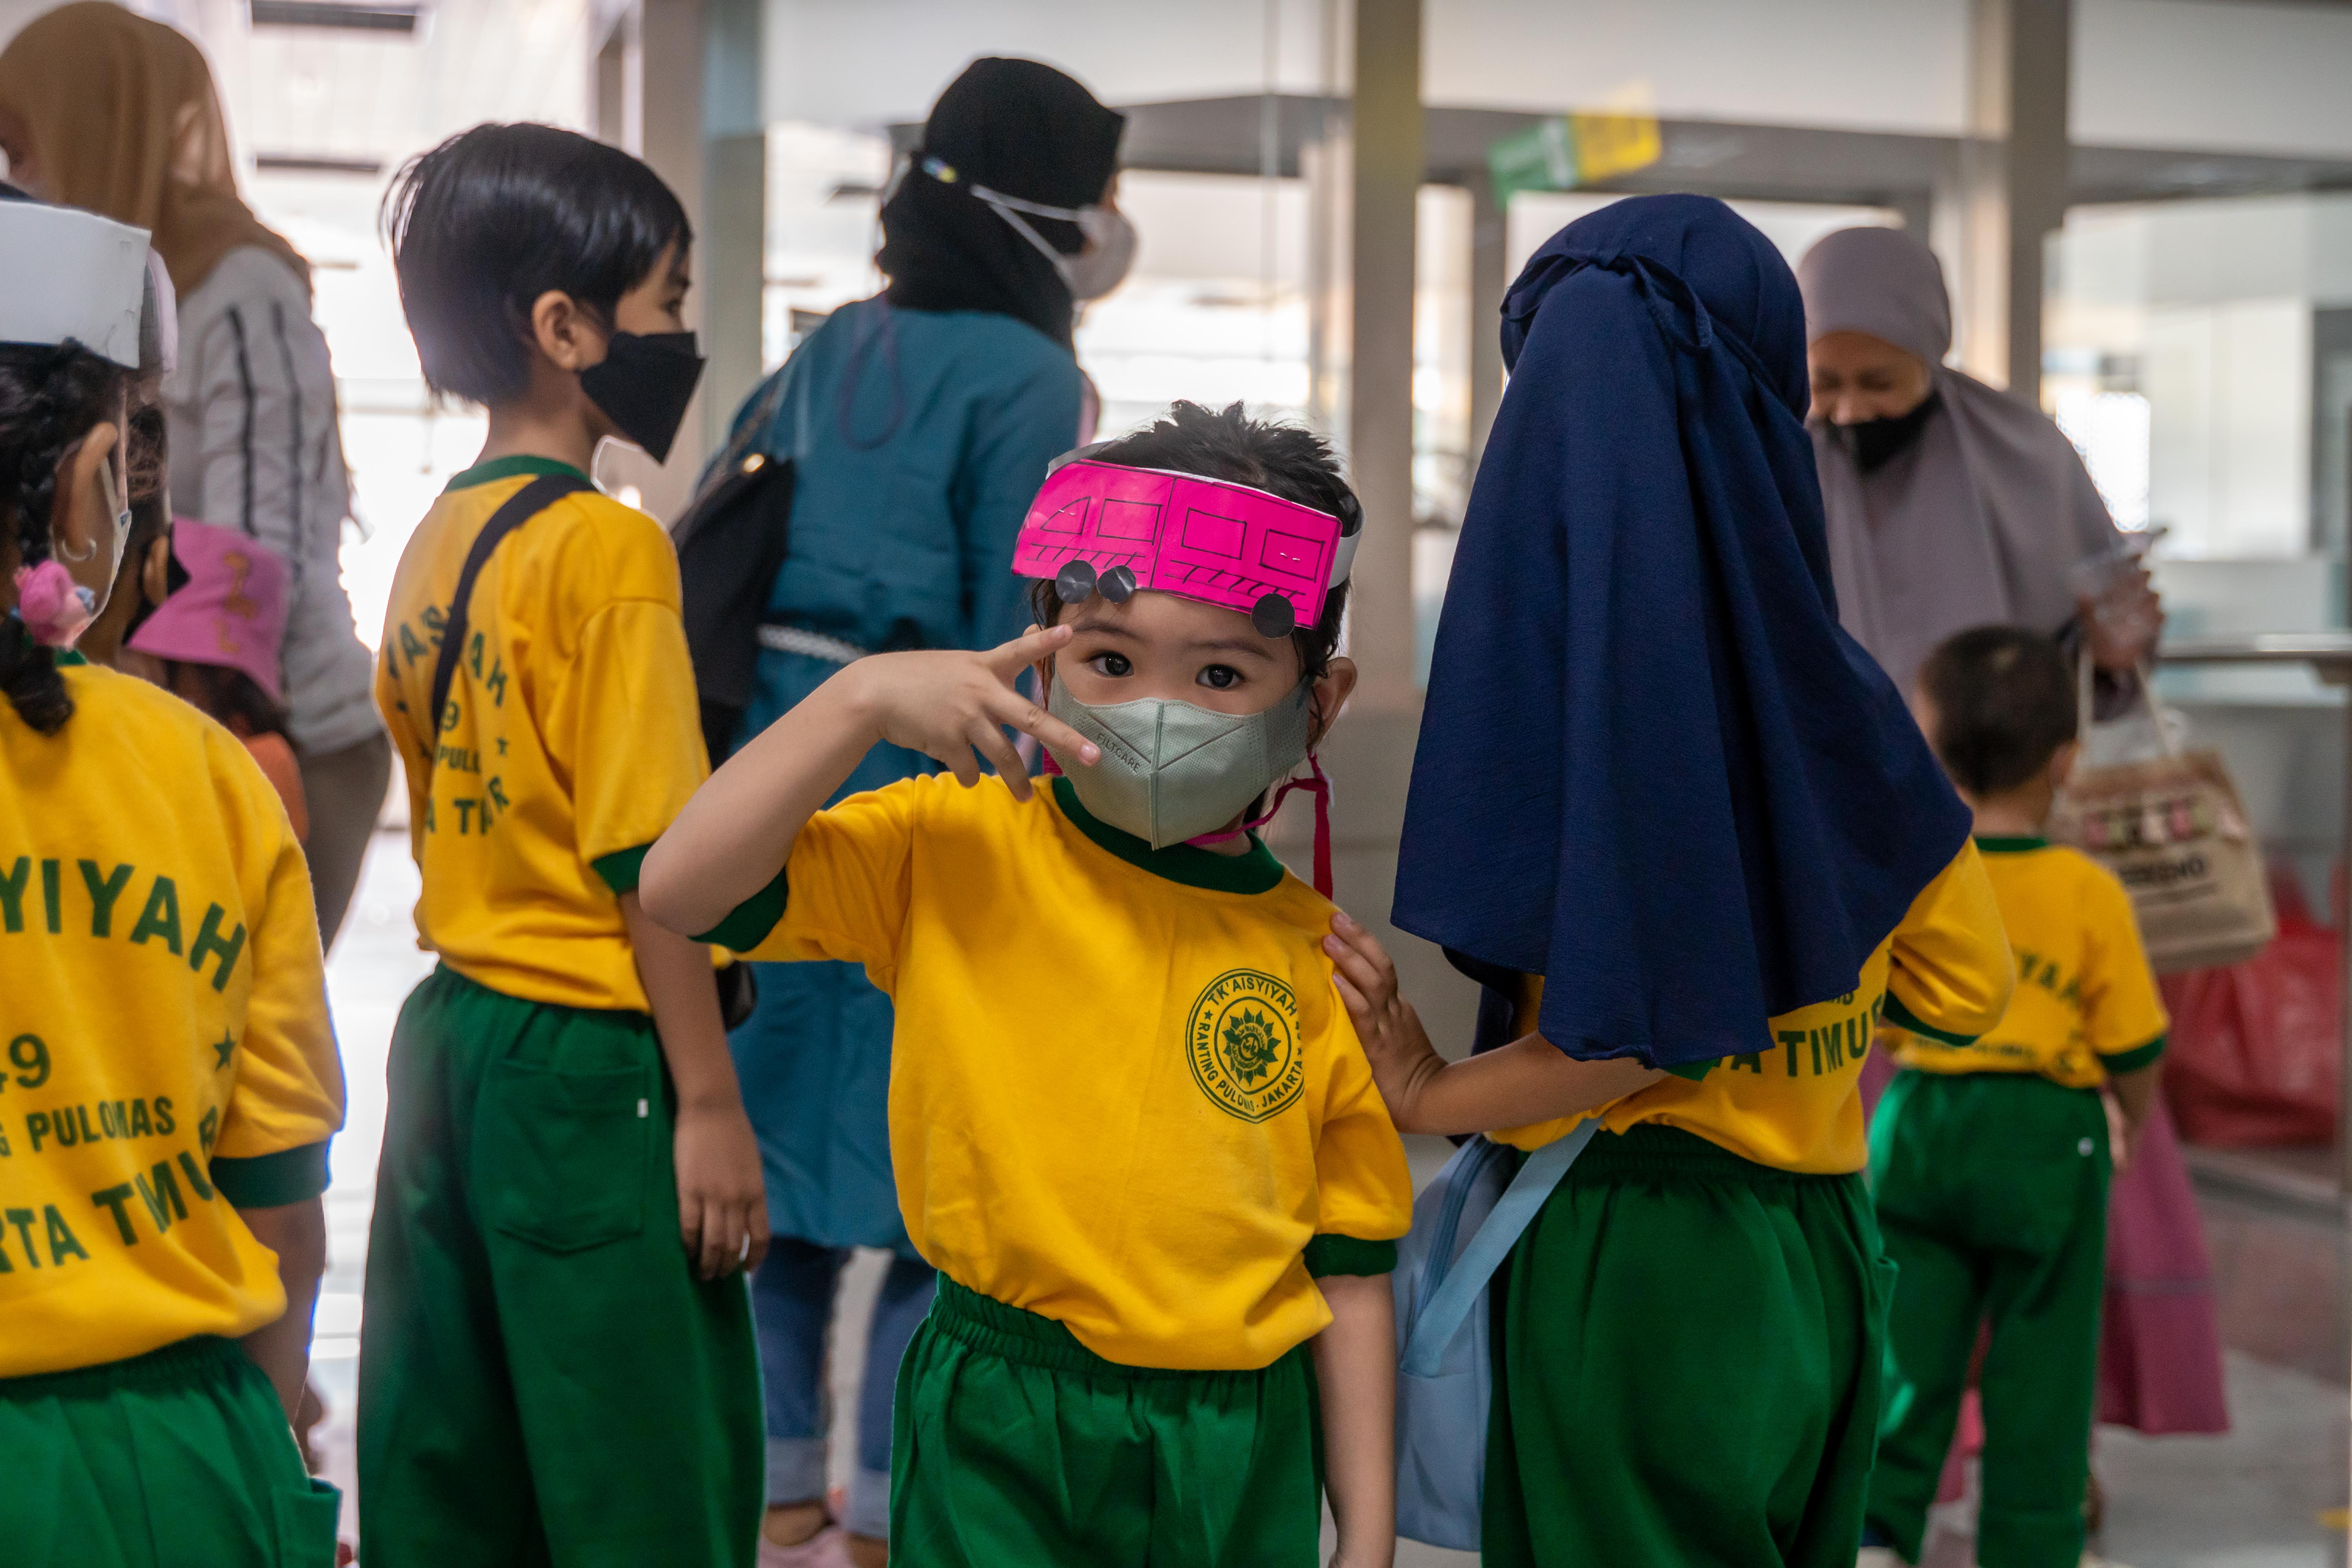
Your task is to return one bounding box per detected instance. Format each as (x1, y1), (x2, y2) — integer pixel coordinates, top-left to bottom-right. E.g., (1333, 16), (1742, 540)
(2049, 738), (2081, 791)
(140, 534), (171, 609)
(528, 289), (600, 372)
(1308, 656), (1357, 746)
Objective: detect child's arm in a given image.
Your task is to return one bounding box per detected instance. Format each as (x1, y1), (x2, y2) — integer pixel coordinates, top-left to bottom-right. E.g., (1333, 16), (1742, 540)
(1323, 913), (1662, 1135)
(642, 623), (1096, 938)
(1312, 1272), (1397, 1568)
(2108, 1062), (2161, 1169)
(236, 1196), (326, 1423)
(621, 893), (770, 1281)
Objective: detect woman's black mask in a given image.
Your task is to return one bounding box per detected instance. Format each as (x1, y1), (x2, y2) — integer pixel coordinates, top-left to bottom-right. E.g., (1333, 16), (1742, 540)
(1828, 388), (1941, 475)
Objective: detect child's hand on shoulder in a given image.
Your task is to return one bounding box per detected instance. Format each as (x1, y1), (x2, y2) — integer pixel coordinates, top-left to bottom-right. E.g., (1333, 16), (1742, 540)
(836, 623), (1098, 798)
(1326, 911), (1443, 1123)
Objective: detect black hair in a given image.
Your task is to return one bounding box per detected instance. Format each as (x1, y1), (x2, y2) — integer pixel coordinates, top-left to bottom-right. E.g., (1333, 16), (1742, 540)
(0, 342), (133, 735)
(1917, 625), (2078, 797)
(1026, 401), (1356, 679)
(167, 661), (293, 744)
(383, 123), (690, 407)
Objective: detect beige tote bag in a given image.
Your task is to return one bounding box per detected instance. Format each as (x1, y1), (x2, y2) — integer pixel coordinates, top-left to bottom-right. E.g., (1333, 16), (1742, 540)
(2049, 661), (2275, 974)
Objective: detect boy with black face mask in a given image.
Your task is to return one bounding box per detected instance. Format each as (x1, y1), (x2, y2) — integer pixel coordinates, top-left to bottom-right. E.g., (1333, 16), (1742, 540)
(359, 123), (764, 1567)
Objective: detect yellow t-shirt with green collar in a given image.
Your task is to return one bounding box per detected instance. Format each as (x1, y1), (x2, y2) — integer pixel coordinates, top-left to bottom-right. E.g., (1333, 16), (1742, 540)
(1492, 840), (2015, 1173)
(721, 772), (1415, 1372)
(1888, 835), (2168, 1087)
(0, 657), (345, 1377)
(376, 456), (712, 1012)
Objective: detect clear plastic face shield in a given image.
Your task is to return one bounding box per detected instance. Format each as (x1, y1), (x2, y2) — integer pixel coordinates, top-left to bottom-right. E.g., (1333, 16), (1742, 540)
(0, 199), (172, 644)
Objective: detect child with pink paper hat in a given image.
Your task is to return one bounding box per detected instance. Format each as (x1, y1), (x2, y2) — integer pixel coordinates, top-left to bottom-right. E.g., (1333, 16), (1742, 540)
(127, 517), (308, 840)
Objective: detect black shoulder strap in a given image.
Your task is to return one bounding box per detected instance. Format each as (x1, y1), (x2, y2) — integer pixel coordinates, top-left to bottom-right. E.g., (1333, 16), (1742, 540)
(430, 472), (593, 733)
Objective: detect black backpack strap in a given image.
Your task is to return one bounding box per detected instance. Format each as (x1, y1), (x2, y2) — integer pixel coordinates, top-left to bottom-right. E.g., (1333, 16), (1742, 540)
(430, 472), (593, 733)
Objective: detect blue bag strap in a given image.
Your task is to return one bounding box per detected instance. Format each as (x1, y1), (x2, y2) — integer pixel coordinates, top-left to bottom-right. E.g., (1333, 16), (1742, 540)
(1400, 1120), (1598, 1378)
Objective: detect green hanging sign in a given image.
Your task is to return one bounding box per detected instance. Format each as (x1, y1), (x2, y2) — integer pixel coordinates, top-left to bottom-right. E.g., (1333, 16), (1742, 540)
(1487, 110), (1662, 207)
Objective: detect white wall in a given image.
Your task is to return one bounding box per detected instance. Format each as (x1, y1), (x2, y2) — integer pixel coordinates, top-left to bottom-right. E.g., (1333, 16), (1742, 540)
(760, 0), (2352, 159)
(2076, 0), (2352, 158)
(2145, 298), (2310, 557)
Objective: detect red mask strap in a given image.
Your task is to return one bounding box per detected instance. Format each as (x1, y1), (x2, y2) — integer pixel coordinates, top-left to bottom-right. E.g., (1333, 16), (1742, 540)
(1186, 752), (1333, 898)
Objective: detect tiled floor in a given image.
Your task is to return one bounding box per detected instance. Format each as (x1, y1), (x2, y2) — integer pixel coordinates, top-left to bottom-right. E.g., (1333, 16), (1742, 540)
(317, 832), (2349, 1564)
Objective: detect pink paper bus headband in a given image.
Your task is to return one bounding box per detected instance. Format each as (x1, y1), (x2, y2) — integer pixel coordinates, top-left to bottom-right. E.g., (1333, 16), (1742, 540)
(1011, 449), (1363, 639)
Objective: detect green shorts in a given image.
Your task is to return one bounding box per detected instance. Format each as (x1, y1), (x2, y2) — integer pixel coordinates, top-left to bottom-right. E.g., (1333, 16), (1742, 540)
(0, 1336), (339, 1567)
(1866, 1070), (2111, 1568)
(891, 1276), (1323, 1567)
(358, 965), (761, 1568)
(1485, 1124), (1893, 1568)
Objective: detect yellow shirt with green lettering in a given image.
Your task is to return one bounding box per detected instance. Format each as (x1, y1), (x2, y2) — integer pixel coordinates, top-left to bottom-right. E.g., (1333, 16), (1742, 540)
(1493, 842), (2015, 1173)
(0, 658), (344, 1377)
(725, 773), (1414, 1372)
(1889, 836), (2167, 1087)
(377, 457), (711, 1012)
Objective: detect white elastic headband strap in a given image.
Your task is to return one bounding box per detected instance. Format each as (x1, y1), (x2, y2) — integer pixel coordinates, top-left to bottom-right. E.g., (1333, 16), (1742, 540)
(921, 155), (1086, 273)
(0, 203), (152, 369)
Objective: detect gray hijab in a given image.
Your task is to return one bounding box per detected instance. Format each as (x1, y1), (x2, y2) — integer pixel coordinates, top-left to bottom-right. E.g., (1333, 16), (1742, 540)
(1797, 226), (2120, 691)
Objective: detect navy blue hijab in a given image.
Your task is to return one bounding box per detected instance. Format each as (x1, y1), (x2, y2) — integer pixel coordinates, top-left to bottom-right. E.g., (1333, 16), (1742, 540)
(1392, 196), (1970, 1068)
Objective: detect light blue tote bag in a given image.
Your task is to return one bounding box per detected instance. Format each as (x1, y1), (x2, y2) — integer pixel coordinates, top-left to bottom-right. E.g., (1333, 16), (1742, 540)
(1391, 1122), (1597, 1551)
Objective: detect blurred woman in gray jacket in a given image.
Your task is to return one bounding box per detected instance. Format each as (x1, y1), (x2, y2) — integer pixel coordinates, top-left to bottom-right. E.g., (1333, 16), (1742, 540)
(0, 2), (387, 946)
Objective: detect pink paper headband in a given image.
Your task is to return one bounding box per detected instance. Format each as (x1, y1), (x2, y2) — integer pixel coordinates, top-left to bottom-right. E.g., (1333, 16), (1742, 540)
(1011, 454), (1361, 637)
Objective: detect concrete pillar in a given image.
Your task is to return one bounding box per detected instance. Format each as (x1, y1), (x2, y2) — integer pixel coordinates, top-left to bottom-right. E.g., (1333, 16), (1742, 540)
(1465, 167), (1507, 475)
(593, 0), (711, 522)
(1270, 0), (1479, 1053)
(1949, 0), (2071, 401)
(1345, 0), (1422, 709)
(701, 0), (766, 456)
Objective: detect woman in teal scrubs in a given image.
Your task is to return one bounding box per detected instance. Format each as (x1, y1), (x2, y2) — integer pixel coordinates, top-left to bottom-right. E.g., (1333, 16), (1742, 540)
(705, 57), (1128, 1568)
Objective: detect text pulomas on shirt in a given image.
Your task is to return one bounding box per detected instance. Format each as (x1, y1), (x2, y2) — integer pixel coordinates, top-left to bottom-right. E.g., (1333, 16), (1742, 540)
(0, 854), (245, 1273)
(384, 608), (515, 838)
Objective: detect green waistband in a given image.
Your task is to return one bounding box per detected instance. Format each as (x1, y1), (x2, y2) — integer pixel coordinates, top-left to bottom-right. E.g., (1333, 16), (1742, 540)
(927, 1276), (1300, 1382)
(1568, 1123), (1862, 1186)
(0, 1335), (244, 1400)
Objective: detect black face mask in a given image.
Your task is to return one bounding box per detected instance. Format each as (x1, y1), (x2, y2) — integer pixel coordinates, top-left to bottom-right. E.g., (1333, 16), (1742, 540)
(580, 331), (706, 463)
(1828, 389), (1940, 475)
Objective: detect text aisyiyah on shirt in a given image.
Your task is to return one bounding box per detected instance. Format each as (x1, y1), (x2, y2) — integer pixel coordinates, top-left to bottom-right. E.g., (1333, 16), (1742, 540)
(375, 457), (715, 1012)
(1492, 842), (2016, 1173)
(1889, 837), (2167, 1088)
(0, 661), (344, 1377)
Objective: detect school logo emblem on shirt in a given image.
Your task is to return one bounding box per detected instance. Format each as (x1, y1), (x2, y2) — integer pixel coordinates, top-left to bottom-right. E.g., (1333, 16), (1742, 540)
(1188, 969), (1305, 1122)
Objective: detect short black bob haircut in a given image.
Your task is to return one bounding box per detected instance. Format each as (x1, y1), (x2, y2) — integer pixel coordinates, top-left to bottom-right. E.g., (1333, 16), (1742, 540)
(1027, 401), (1356, 681)
(384, 123), (689, 407)
(1916, 624), (2079, 797)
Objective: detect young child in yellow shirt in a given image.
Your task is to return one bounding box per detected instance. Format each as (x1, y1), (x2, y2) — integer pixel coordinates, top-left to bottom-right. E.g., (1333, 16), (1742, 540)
(644, 401), (1414, 1568)
(1861, 625), (2169, 1568)
(0, 195), (345, 1564)
(357, 123), (763, 1566)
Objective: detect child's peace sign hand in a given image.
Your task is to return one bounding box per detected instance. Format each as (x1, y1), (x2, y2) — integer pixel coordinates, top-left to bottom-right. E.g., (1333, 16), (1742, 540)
(839, 623), (1099, 799)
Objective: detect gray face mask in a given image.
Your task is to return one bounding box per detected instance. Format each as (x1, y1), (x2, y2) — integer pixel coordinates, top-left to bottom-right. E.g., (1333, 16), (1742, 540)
(1046, 679), (1312, 849)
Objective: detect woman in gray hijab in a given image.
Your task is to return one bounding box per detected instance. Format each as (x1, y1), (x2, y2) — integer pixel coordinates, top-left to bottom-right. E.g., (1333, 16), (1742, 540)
(1797, 224), (2161, 695)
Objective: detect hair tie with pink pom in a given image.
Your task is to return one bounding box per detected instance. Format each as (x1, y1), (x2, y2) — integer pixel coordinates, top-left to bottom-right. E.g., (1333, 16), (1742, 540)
(13, 560), (98, 649)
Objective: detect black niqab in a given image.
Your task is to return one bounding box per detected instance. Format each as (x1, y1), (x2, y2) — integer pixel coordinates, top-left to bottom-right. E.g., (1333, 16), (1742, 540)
(879, 57), (1124, 349)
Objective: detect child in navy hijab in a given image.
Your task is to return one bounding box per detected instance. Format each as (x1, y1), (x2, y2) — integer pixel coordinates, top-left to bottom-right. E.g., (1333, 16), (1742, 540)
(1324, 195), (2017, 1566)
